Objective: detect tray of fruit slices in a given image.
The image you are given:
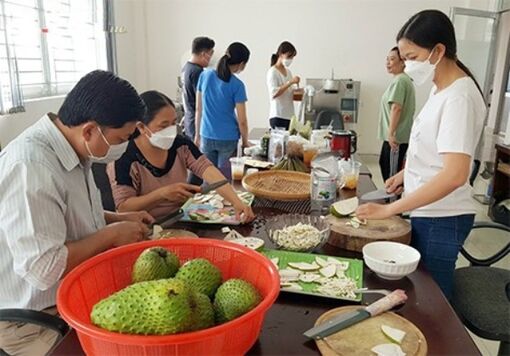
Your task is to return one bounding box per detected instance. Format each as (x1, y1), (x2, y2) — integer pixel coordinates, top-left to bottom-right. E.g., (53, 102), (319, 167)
(180, 190), (255, 225)
(262, 249), (363, 302)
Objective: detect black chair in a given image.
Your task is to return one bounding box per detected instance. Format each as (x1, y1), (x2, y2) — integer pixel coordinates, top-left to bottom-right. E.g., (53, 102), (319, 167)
(314, 110), (343, 130)
(0, 309), (69, 356)
(452, 222), (510, 356)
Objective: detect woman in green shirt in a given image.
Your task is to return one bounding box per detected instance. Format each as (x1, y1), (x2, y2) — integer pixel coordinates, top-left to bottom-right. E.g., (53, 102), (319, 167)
(378, 46), (416, 181)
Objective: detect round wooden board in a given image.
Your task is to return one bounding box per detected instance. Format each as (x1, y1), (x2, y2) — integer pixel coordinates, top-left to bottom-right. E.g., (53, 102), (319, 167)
(326, 215), (411, 252)
(315, 306), (427, 356)
(153, 229), (199, 239)
(242, 170), (311, 201)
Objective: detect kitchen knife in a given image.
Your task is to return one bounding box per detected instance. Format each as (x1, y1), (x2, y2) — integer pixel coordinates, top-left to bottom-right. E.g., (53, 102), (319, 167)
(147, 209), (185, 238)
(303, 289), (407, 340)
(360, 189), (396, 202)
(200, 179), (229, 195)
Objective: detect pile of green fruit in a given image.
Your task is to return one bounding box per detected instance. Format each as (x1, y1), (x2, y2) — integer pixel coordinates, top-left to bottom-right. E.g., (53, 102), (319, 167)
(90, 247), (261, 335)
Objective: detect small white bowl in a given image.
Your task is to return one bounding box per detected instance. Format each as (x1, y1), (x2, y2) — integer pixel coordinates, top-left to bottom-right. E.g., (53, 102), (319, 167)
(362, 241), (421, 280)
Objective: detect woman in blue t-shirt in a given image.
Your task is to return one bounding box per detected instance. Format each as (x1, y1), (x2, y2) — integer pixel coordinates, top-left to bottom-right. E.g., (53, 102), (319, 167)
(194, 42), (250, 170)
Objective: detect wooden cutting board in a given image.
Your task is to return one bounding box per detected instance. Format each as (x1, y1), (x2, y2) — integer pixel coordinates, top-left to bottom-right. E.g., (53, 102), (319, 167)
(315, 306), (427, 356)
(326, 215), (411, 252)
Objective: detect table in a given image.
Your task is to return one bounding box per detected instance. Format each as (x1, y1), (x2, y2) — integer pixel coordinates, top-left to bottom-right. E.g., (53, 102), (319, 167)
(50, 172), (480, 355)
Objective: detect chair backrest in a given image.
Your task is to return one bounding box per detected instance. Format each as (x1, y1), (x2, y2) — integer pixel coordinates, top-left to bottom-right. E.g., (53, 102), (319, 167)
(91, 163), (115, 211)
(314, 110), (344, 130)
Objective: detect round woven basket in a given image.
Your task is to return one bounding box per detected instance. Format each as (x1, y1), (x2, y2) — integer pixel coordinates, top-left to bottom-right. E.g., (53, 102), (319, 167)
(242, 170), (311, 201)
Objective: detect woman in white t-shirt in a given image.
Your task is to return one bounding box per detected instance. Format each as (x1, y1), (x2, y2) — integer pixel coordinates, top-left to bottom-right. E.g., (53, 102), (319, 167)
(266, 41), (301, 129)
(356, 10), (486, 299)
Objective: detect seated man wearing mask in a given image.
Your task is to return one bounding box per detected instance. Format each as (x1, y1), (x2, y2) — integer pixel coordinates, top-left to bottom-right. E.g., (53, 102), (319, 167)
(0, 70), (153, 356)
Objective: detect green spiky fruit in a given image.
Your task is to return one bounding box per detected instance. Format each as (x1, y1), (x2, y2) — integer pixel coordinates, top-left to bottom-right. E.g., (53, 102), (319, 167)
(175, 258), (222, 298)
(189, 292), (215, 331)
(213, 279), (261, 324)
(91, 278), (194, 335)
(132, 247), (180, 283)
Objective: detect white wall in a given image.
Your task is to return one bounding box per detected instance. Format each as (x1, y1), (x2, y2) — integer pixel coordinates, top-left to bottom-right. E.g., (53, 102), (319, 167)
(113, 0), (495, 154)
(0, 97), (64, 148)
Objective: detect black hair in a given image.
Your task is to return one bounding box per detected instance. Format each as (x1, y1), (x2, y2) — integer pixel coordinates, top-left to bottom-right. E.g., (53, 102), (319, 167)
(390, 46), (402, 60)
(271, 41), (297, 66)
(133, 90), (175, 138)
(216, 42), (250, 82)
(58, 70), (145, 128)
(191, 37), (215, 55)
(397, 9), (483, 96)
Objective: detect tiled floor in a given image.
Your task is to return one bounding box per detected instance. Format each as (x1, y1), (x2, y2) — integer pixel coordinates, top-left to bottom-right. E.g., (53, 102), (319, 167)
(359, 154), (508, 356)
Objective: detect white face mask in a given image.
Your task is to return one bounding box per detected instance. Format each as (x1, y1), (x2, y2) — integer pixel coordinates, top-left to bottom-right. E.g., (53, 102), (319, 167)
(85, 127), (128, 163)
(282, 58), (293, 67)
(404, 48), (441, 86)
(146, 125), (177, 150)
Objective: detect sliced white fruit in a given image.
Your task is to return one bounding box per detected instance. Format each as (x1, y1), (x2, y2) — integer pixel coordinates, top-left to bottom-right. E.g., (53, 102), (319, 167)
(281, 282), (303, 291)
(299, 273), (321, 283)
(287, 262), (321, 271)
(371, 343), (406, 356)
(351, 216), (367, 225)
(350, 220), (361, 229)
(336, 269), (346, 279)
(330, 197), (359, 217)
(326, 257), (349, 271)
(270, 257), (279, 268)
(381, 325), (407, 345)
(315, 256), (329, 267)
(229, 237), (265, 251)
(279, 268), (301, 282)
(336, 261), (350, 271)
(319, 264), (337, 278)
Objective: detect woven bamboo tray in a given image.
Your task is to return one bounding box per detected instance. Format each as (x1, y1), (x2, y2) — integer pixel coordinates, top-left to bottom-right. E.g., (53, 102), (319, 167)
(242, 170), (311, 201)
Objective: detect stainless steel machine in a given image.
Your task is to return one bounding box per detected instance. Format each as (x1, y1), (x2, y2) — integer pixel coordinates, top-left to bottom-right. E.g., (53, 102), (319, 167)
(300, 78), (361, 126)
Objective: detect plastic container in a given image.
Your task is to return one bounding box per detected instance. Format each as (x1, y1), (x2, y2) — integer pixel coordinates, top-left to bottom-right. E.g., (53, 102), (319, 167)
(57, 239), (280, 356)
(338, 159), (361, 190)
(230, 157), (245, 181)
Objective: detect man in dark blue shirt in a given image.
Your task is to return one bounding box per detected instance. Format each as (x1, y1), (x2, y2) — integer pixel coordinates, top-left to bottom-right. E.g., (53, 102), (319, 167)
(181, 37), (215, 139)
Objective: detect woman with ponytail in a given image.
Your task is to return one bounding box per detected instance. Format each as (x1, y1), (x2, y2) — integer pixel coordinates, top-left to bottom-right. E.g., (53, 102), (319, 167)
(356, 10), (486, 299)
(267, 41), (301, 129)
(194, 42), (251, 170)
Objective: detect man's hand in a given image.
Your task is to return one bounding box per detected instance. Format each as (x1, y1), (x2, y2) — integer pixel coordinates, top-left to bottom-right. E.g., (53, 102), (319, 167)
(388, 133), (399, 151)
(159, 183), (201, 203)
(106, 221), (149, 246)
(114, 211), (154, 224)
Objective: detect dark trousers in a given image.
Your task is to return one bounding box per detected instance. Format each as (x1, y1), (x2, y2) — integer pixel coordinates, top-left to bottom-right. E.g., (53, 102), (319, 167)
(269, 117), (290, 130)
(379, 141), (408, 182)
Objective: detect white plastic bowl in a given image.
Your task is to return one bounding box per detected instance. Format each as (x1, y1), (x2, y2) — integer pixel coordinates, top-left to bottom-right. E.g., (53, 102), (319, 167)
(362, 241), (421, 280)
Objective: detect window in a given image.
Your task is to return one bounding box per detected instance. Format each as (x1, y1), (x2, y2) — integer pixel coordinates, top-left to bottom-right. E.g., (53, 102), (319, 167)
(0, 0), (108, 100)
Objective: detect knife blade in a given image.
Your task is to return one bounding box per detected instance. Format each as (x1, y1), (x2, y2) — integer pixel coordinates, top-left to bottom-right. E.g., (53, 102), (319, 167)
(200, 179), (229, 195)
(303, 289), (407, 340)
(147, 209), (185, 238)
(360, 189), (396, 202)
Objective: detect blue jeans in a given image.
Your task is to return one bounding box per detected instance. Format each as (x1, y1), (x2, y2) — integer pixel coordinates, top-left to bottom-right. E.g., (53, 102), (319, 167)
(200, 137), (238, 173)
(411, 214), (475, 300)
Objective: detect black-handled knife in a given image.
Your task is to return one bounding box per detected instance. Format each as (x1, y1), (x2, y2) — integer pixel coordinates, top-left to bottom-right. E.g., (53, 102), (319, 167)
(200, 179), (229, 195)
(147, 208), (185, 238)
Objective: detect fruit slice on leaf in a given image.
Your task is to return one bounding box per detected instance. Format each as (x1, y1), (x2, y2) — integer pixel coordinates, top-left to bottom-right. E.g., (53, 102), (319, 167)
(287, 262), (321, 271)
(299, 273), (321, 283)
(371, 343), (406, 356)
(381, 324), (406, 344)
(315, 256), (329, 267)
(229, 237), (264, 251)
(330, 197), (359, 217)
(319, 265), (336, 278)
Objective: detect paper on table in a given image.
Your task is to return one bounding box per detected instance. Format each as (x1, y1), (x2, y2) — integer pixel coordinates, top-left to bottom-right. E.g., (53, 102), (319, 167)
(244, 159), (273, 169)
(249, 139), (261, 146)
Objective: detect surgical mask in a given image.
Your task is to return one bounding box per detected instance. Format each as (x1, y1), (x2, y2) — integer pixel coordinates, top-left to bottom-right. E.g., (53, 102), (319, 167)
(85, 127), (128, 163)
(404, 48), (441, 86)
(282, 58), (293, 67)
(146, 125), (176, 150)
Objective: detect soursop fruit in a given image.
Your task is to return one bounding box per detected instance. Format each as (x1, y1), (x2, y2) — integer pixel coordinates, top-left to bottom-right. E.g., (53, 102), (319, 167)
(189, 292), (215, 331)
(175, 258), (222, 298)
(132, 247), (180, 283)
(213, 279), (261, 324)
(91, 278), (194, 335)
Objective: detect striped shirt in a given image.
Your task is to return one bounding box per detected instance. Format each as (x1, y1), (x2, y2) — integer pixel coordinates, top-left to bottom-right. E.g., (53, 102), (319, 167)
(0, 114), (105, 310)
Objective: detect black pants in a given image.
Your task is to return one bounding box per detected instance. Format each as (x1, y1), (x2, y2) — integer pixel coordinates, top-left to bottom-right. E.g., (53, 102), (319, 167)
(379, 141), (408, 182)
(269, 117), (290, 130)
